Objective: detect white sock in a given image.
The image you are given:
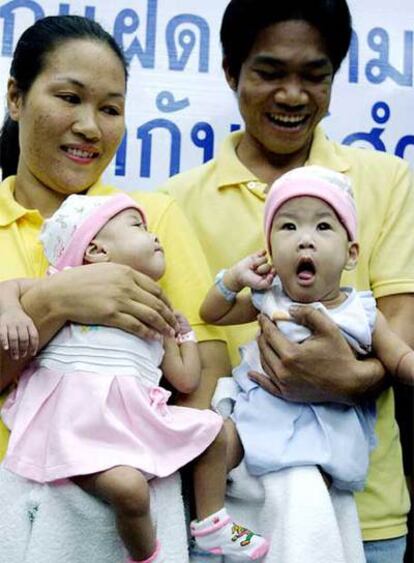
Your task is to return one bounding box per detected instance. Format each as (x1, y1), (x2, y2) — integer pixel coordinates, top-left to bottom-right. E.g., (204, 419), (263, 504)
(190, 508), (269, 561)
(126, 539), (165, 563)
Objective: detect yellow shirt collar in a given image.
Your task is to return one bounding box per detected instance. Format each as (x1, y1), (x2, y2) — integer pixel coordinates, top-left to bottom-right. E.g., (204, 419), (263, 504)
(308, 126), (351, 172)
(0, 176), (28, 226)
(216, 131), (261, 189)
(215, 125), (351, 192)
(0, 176), (120, 227)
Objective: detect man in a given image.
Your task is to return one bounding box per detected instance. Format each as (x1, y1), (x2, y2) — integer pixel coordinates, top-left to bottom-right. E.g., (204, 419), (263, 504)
(161, 1), (414, 561)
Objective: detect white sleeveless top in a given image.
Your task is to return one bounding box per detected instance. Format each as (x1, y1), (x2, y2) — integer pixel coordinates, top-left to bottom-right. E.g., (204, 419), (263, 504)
(36, 323), (164, 387)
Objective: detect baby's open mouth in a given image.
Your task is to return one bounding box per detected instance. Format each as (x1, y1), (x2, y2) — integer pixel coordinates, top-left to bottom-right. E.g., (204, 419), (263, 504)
(296, 257), (316, 281)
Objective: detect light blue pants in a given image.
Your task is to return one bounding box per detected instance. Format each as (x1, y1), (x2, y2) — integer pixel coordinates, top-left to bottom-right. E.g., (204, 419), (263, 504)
(363, 536), (406, 563)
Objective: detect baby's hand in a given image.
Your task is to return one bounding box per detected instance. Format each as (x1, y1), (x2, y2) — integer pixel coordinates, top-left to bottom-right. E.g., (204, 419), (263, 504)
(230, 250), (275, 291)
(174, 311), (193, 336)
(173, 311), (197, 345)
(0, 308), (39, 360)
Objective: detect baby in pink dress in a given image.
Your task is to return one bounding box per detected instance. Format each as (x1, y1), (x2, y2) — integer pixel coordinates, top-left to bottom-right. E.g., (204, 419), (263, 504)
(0, 194), (269, 563)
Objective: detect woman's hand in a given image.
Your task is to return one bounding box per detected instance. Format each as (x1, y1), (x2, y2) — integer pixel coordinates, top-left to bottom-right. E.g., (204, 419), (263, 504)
(47, 262), (178, 339)
(249, 307), (385, 404)
(0, 263), (178, 391)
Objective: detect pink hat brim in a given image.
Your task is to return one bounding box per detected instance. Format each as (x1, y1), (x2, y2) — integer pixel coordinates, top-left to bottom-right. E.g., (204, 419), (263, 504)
(55, 194), (146, 270)
(264, 177), (357, 251)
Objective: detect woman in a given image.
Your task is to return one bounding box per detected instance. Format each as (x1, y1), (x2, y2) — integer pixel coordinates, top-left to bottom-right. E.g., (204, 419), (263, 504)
(0, 15), (228, 561)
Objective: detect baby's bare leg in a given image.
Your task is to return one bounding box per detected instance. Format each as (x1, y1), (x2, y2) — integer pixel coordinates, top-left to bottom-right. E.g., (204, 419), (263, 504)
(192, 426), (228, 519)
(191, 423), (269, 560)
(192, 420), (243, 519)
(224, 418), (244, 472)
(73, 466), (155, 561)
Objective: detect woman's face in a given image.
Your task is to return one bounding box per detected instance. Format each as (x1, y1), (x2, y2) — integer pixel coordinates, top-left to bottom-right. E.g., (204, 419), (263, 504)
(8, 38), (126, 196)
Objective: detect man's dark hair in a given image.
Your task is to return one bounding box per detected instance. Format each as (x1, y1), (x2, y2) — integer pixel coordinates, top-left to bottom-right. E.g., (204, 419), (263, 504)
(220, 0), (352, 83)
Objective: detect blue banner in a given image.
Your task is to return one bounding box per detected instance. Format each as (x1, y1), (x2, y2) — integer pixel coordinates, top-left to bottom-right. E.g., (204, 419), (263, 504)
(0, 0), (412, 191)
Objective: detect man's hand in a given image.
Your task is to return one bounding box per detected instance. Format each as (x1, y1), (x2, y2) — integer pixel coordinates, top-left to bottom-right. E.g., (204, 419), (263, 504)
(249, 307), (384, 404)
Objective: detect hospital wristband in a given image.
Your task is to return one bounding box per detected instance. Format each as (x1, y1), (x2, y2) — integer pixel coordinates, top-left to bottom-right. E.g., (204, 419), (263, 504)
(214, 269), (238, 303)
(176, 330), (197, 344)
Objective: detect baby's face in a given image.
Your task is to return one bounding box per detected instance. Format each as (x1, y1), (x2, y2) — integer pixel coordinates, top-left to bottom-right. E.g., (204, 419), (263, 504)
(97, 208), (166, 280)
(269, 196), (358, 305)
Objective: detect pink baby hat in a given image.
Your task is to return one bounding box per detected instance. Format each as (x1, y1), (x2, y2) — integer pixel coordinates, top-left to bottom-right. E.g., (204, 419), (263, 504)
(264, 165), (357, 251)
(40, 193), (147, 271)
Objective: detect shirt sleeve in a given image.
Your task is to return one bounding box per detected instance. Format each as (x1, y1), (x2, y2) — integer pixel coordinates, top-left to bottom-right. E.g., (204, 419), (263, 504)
(369, 160), (414, 298)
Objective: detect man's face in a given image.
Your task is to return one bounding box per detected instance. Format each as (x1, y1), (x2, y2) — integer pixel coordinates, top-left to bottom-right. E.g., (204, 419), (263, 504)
(227, 20), (333, 164)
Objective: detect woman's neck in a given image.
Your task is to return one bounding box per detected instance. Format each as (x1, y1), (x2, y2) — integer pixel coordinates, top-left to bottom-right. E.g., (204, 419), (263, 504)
(13, 170), (69, 218)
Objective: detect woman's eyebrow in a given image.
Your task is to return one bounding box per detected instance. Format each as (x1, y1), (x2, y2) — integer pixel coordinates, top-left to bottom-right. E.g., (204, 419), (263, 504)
(54, 76), (125, 98)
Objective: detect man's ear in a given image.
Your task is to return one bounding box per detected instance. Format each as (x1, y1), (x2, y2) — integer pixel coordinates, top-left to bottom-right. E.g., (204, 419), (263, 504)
(84, 239), (110, 264)
(344, 241), (359, 271)
(7, 78), (23, 122)
(222, 57), (238, 92)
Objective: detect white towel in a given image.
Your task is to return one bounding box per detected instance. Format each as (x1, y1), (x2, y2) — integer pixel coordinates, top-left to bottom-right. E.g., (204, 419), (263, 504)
(0, 465), (189, 562)
(200, 377), (366, 563)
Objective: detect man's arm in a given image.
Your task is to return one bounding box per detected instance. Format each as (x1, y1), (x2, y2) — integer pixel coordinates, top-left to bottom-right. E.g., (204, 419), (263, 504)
(371, 300), (414, 384)
(377, 293), (414, 482)
(377, 294), (414, 347)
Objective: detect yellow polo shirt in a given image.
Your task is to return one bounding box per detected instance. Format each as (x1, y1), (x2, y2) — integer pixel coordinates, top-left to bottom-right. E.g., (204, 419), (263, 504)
(0, 176), (224, 458)
(161, 126), (414, 541)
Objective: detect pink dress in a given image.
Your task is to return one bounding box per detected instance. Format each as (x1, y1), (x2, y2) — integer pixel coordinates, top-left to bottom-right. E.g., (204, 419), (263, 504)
(2, 324), (222, 483)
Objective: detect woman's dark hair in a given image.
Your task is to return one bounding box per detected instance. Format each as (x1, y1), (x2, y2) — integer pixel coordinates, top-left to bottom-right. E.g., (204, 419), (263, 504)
(0, 15), (128, 179)
(220, 0), (352, 84)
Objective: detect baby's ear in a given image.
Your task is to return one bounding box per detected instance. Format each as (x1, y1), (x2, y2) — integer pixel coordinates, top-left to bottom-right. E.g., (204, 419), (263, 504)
(84, 239), (110, 264)
(344, 241), (359, 271)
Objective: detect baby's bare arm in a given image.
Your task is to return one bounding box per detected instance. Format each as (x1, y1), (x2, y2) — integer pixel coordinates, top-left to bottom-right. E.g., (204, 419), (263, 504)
(372, 309), (414, 385)
(0, 279), (35, 311)
(200, 286), (257, 326)
(160, 312), (202, 394)
(200, 251), (274, 326)
(161, 337), (201, 394)
(0, 279), (39, 360)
